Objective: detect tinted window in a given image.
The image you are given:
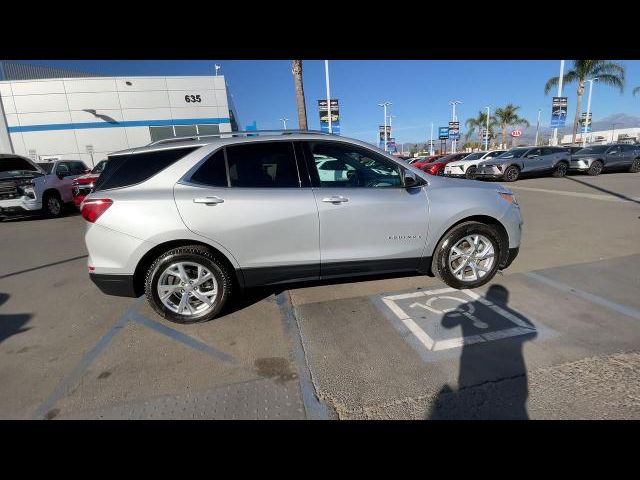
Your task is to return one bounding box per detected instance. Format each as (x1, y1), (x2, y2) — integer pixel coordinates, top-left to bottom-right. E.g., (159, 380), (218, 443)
(56, 162), (72, 176)
(577, 146), (608, 154)
(226, 142), (299, 188)
(308, 141), (402, 188)
(541, 148), (556, 156)
(92, 160), (107, 174)
(621, 144), (636, 152)
(497, 148), (529, 159)
(485, 151), (502, 158)
(190, 149), (228, 187)
(94, 146), (199, 191)
(37, 163), (54, 174)
(462, 152), (485, 161)
(70, 161), (88, 175)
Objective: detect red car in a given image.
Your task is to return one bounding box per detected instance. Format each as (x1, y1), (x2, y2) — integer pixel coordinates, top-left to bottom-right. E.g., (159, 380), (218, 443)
(72, 160), (106, 207)
(421, 153), (468, 176)
(412, 154), (446, 170)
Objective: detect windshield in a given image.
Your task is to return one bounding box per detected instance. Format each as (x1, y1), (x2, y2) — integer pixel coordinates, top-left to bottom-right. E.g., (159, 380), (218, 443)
(36, 162), (54, 174)
(92, 160), (107, 174)
(575, 146), (609, 154)
(462, 152), (486, 161)
(0, 157), (42, 179)
(496, 148), (529, 159)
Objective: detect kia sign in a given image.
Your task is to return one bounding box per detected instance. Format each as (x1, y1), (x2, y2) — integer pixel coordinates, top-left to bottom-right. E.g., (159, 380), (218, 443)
(511, 130), (522, 137)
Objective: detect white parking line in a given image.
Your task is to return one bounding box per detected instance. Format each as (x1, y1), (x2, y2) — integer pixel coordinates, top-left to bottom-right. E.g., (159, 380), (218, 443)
(508, 185), (640, 203)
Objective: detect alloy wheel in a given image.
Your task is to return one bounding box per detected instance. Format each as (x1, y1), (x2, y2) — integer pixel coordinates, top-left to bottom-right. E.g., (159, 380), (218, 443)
(157, 261), (219, 315)
(447, 234), (496, 283)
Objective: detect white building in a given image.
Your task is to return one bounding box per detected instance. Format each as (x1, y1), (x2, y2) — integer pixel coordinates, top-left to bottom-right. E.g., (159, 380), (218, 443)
(561, 126), (640, 146)
(0, 62), (239, 166)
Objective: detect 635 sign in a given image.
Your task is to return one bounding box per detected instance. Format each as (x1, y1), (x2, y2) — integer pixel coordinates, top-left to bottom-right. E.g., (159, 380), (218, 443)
(184, 94), (202, 103)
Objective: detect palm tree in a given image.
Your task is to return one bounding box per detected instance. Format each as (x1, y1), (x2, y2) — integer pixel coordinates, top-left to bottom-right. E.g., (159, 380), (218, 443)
(544, 60), (625, 145)
(291, 60), (308, 130)
(494, 104), (530, 148)
(465, 110), (497, 146)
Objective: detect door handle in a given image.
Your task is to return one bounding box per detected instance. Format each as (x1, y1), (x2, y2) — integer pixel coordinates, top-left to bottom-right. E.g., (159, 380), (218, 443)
(193, 196), (224, 205)
(322, 196), (349, 204)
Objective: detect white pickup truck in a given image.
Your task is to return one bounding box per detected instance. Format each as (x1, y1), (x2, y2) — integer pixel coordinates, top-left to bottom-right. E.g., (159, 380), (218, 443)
(0, 154), (89, 219)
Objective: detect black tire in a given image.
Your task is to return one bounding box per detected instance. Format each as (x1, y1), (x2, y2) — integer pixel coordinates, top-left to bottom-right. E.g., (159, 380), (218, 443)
(465, 166), (477, 180)
(436, 167), (445, 176)
(42, 191), (63, 218)
(587, 160), (603, 176)
(552, 161), (569, 178)
(432, 221), (502, 290)
(503, 165), (520, 182)
(629, 158), (640, 173)
(144, 245), (232, 324)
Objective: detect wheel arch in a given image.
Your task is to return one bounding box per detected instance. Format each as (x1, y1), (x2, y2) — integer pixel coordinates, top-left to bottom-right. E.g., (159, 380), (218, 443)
(426, 215), (510, 277)
(132, 239), (244, 297)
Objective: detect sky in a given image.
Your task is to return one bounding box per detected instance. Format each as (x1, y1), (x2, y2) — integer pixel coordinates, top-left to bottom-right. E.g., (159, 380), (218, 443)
(15, 60), (640, 144)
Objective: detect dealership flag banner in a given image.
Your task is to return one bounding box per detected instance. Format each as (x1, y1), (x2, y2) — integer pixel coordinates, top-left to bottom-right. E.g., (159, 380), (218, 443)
(318, 99), (340, 134)
(387, 137), (398, 154)
(551, 97), (568, 128)
(379, 125), (391, 149)
(438, 127), (449, 140)
(448, 121), (460, 140)
(579, 112), (593, 133)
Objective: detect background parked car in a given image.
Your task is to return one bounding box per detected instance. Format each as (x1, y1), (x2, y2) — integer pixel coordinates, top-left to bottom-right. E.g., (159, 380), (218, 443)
(444, 150), (507, 179)
(413, 154), (446, 170)
(72, 160), (107, 207)
(569, 144), (640, 176)
(475, 146), (571, 182)
(421, 152), (468, 176)
(0, 155), (88, 219)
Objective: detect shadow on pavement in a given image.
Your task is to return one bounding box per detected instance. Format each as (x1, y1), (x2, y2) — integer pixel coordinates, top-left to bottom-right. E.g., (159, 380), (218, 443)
(0, 293), (32, 345)
(564, 175), (640, 205)
(429, 285), (537, 420)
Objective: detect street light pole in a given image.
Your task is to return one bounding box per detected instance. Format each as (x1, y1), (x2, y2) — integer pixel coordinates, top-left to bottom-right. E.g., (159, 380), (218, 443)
(583, 78), (598, 148)
(449, 100), (462, 153)
(552, 60), (565, 146)
(280, 116), (289, 130)
(324, 60), (332, 134)
(611, 123), (618, 143)
(534, 109), (542, 146)
(378, 102), (392, 152)
(485, 106), (490, 150)
(430, 122), (434, 156)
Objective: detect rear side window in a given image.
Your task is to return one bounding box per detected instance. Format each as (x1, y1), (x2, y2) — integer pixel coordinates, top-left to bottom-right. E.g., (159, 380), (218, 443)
(94, 147), (198, 191)
(190, 149), (228, 187)
(226, 142), (299, 188)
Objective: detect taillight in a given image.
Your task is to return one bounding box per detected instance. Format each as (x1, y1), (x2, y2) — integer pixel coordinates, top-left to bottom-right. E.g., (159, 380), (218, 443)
(81, 198), (113, 223)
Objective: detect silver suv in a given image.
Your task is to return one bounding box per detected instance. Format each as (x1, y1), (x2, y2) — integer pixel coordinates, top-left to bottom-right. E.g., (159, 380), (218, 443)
(476, 146), (571, 182)
(83, 132), (523, 323)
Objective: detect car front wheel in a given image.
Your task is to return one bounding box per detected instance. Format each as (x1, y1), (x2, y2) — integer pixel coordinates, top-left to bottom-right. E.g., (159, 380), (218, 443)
(432, 221), (502, 290)
(503, 165), (520, 182)
(465, 166), (477, 180)
(145, 245), (232, 324)
(588, 160), (603, 176)
(629, 158), (640, 173)
(42, 191), (63, 218)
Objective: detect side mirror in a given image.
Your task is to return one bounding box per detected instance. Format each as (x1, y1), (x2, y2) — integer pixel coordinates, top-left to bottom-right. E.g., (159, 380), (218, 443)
(403, 170), (421, 188)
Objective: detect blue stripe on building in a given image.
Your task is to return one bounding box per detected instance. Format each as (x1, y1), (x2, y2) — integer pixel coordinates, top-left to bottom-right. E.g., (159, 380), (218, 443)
(8, 117), (231, 133)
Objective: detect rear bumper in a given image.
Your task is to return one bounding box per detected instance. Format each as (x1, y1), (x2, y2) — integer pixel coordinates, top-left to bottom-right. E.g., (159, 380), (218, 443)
(90, 273), (137, 297)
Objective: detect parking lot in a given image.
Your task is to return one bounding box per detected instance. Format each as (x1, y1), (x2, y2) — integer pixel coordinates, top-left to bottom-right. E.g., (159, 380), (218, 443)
(1, 172), (639, 419)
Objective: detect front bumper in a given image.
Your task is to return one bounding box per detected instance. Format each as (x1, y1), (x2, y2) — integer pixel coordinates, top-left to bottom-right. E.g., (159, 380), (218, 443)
(570, 159), (592, 171)
(0, 197), (42, 216)
(501, 247), (520, 270)
(90, 273), (137, 297)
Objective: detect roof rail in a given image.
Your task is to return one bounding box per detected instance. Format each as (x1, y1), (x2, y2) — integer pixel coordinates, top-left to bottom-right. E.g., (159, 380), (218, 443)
(147, 129), (334, 147)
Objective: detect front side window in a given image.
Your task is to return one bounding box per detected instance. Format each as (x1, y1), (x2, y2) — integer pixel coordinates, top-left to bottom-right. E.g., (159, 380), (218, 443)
(70, 161), (88, 175)
(497, 148), (529, 159)
(226, 142), (299, 188)
(190, 149), (228, 187)
(307, 141), (402, 188)
(56, 162), (71, 176)
(607, 145), (621, 154)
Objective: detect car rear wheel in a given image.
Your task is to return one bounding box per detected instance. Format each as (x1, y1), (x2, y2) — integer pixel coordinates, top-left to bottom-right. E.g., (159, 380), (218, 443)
(432, 221), (502, 290)
(588, 160), (603, 176)
(629, 158), (640, 173)
(42, 191), (63, 218)
(436, 168), (445, 176)
(552, 161), (568, 177)
(465, 166), (477, 180)
(503, 165), (520, 182)
(145, 245), (232, 324)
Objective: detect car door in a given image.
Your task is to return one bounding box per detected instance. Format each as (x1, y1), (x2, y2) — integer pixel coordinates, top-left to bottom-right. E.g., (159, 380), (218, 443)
(619, 144), (637, 167)
(521, 148), (543, 174)
(302, 140), (430, 278)
(174, 141), (320, 287)
(53, 161), (78, 202)
(604, 145), (623, 168)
